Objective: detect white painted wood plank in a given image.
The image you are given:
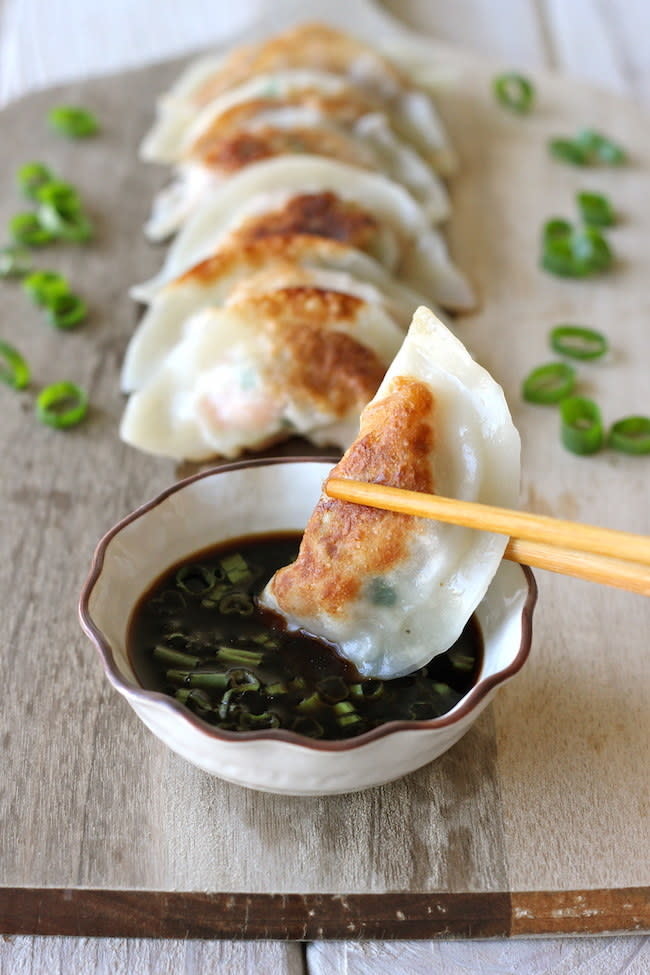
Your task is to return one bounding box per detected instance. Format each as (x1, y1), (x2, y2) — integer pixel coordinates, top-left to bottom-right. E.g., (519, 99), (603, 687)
(542, 0), (631, 95)
(382, 0), (552, 69)
(307, 938), (650, 974)
(0, 938), (305, 975)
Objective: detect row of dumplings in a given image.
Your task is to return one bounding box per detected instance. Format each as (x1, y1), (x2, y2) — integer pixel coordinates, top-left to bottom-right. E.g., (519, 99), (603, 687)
(120, 23), (475, 462)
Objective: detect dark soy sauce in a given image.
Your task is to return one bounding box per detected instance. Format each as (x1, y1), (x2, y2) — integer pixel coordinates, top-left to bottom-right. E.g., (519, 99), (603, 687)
(127, 532), (483, 740)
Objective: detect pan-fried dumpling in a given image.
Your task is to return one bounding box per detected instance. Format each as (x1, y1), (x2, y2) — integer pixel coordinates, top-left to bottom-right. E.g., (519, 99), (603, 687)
(121, 254), (425, 392)
(260, 307), (520, 679)
(144, 95), (450, 239)
(120, 285), (405, 461)
(131, 156), (473, 311)
(142, 23), (455, 173)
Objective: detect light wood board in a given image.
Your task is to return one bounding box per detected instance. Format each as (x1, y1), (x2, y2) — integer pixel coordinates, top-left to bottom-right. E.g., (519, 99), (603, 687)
(0, 30), (648, 939)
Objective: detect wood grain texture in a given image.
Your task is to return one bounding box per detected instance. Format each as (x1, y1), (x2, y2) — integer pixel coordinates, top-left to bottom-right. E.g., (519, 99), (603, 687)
(307, 935), (650, 975)
(0, 937), (305, 975)
(0, 0), (649, 960)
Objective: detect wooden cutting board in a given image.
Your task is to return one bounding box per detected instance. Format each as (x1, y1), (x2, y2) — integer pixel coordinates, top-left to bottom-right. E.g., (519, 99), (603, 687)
(0, 27), (648, 939)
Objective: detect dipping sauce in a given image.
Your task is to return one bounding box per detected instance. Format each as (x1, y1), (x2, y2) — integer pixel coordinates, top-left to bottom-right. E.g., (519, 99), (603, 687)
(128, 533), (483, 739)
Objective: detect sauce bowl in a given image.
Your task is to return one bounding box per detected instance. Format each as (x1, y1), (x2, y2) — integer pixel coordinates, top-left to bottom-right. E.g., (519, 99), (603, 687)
(79, 458), (536, 795)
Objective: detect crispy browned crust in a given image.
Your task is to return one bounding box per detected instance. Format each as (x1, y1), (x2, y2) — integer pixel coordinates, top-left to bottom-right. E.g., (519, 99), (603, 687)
(173, 195), (379, 289)
(187, 90), (376, 160)
(234, 285), (385, 418)
(237, 192), (379, 248)
(172, 233), (351, 288)
(192, 124), (373, 172)
(270, 377), (435, 617)
(192, 22), (404, 107)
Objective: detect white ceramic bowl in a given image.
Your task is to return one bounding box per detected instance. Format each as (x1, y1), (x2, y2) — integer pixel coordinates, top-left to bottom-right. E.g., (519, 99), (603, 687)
(79, 458), (536, 796)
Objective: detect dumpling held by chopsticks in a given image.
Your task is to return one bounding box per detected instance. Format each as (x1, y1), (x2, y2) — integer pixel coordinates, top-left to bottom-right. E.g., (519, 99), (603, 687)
(259, 307), (521, 679)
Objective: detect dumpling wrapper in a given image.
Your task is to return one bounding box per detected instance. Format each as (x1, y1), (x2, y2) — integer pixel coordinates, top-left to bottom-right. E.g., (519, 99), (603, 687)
(260, 306), (521, 679)
(131, 156), (473, 311)
(141, 23), (456, 173)
(120, 285), (405, 461)
(144, 92), (450, 239)
(121, 253), (426, 392)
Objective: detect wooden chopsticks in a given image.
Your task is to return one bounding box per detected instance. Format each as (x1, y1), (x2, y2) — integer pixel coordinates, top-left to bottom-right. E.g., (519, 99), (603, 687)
(325, 478), (650, 596)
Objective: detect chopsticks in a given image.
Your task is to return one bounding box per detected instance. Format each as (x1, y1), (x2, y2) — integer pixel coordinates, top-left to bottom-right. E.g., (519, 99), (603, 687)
(325, 478), (650, 596)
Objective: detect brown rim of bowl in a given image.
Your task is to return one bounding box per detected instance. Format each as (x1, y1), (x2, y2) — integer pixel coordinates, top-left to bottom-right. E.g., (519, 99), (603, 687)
(79, 455), (537, 753)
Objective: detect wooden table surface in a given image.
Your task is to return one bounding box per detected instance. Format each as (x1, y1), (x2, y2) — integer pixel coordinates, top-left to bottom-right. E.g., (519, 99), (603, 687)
(0, 0), (648, 972)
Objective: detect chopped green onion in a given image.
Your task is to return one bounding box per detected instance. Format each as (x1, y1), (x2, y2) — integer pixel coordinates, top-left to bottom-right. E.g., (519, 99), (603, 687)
(239, 711), (280, 730)
(575, 128), (626, 164)
(266, 681), (288, 696)
(522, 362), (576, 404)
(0, 245), (32, 278)
(549, 129), (626, 166)
(167, 670), (229, 691)
(559, 397), (604, 455)
(153, 644), (200, 668)
(447, 649), (475, 672)
(220, 552), (253, 585)
(408, 701), (436, 720)
(549, 138), (590, 166)
(608, 416), (650, 455)
(493, 72), (535, 113)
(550, 324), (608, 360)
(16, 162), (54, 200)
(46, 293), (87, 330)
(296, 692), (323, 713)
(543, 218), (572, 244)
(176, 688), (213, 714)
(0, 340), (30, 389)
(218, 592), (254, 616)
(38, 205), (93, 243)
(541, 224), (612, 277)
(368, 577), (397, 606)
(577, 191), (615, 227)
(9, 212), (55, 247)
(47, 105), (99, 138)
(227, 668), (260, 691)
(215, 646), (263, 667)
(22, 270), (71, 306)
(35, 381), (88, 429)
(35, 180), (81, 214)
(176, 563), (216, 594)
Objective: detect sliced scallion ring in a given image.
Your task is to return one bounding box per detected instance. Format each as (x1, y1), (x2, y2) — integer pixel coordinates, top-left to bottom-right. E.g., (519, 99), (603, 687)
(22, 270), (71, 306)
(522, 362), (576, 404)
(47, 105), (99, 138)
(16, 161), (54, 200)
(46, 292), (88, 330)
(550, 324), (608, 360)
(9, 212), (55, 247)
(0, 340), (30, 389)
(609, 416), (650, 455)
(543, 218), (572, 243)
(35, 181), (82, 219)
(0, 244), (32, 278)
(37, 204), (93, 243)
(35, 381), (88, 428)
(541, 225), (612, 277)
(575, 128), (626, 164)
(549, 138), (589, 166)
(493, 72), (535, 113)
(559, 397), (604, 455)
(577, 191), (615, 227)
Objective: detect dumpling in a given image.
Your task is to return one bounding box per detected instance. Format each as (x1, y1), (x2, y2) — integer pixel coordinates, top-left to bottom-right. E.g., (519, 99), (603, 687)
(141, 23), (455, 173)
(259, 306), (521, 679)
(121, 251), (426, 392)
(131, 156), (473, 311)
(144, 87), (450, 239)
(120, 284), (405, 461)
